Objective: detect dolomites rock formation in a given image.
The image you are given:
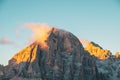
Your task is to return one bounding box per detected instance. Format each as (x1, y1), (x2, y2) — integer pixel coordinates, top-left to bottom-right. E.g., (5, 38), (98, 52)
(85, 42), (111, 60)
(0, 27), (120, 80)
(1, 28), (98, 80)
(84, 42), (120, 80)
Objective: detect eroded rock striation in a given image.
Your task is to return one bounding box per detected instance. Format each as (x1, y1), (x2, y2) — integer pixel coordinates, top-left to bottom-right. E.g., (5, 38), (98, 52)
(0, 27), (120, 80)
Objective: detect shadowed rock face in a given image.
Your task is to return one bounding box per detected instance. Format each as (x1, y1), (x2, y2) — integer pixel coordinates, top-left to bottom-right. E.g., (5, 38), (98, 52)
(1, 28), (120, 80)
(0, 28), (98, 80)
(96, 57), (120, 80)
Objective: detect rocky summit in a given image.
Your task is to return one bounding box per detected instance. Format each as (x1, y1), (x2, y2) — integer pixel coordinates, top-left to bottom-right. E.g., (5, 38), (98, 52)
(0, 27), (120, 80)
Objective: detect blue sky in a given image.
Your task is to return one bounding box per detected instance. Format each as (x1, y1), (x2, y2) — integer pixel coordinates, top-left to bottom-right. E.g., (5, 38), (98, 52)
(0, 0), (120, 65)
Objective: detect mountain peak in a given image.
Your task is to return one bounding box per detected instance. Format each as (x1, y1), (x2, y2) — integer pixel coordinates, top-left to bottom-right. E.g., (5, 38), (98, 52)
(5, 27), (87, 79)
(10, 27), (58, 64)
(1, 26), (120, 80)
(11, 43), (38, 64)
(85, 41), (111, 60)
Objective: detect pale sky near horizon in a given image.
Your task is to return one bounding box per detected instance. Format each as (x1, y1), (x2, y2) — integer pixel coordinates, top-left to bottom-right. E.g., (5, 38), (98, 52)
(0, 0), (120, 65)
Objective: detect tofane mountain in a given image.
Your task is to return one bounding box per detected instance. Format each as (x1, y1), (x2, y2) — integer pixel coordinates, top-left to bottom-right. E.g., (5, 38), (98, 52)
(0, 27), (120, 80)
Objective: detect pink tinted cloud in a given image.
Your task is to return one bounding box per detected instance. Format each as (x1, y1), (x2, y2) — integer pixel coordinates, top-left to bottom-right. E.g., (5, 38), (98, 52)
(0, 38), (20, 48)
(0, 38), (12, 44)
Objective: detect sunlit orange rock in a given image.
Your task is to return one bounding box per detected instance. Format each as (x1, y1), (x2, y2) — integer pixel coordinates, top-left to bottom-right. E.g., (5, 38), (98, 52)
(85, 42), (111, 60)
(12, 43), (38, 64)
(115, 52), (120, 58)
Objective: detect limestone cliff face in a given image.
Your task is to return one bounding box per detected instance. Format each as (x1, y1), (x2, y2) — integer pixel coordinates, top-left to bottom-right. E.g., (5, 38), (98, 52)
(96, 57), (120, 80)
(1, 28), (98, 80)
(84, 42), (120, 80)
(11, 43), (38, 64)
(85, 42), (111, 60)
(1, 27), (120, 80)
